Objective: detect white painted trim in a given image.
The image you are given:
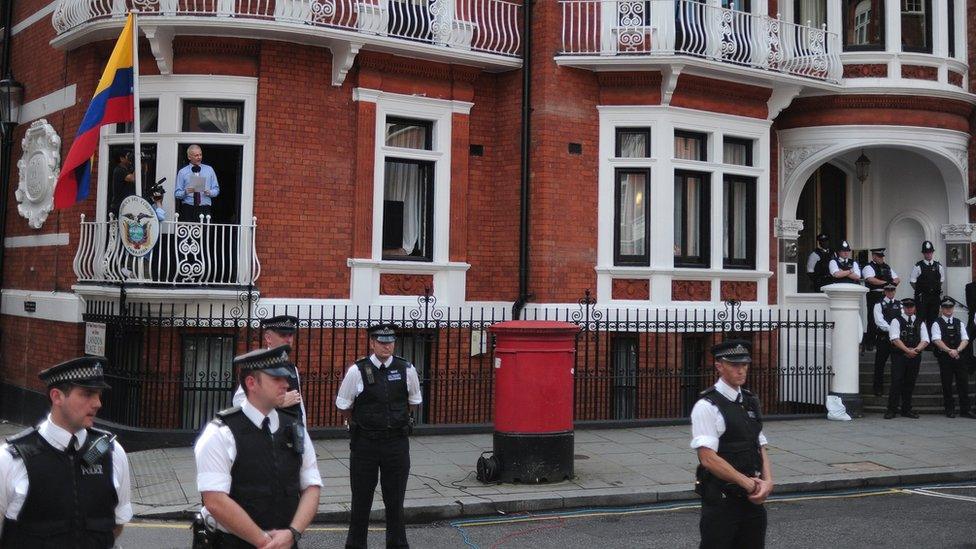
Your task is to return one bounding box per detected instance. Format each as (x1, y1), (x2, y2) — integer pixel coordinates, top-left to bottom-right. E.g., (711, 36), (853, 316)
(347, 258), (470, 273)
(597, 105), (772, 305)
(18, 85), (77, 125)
(96, 75), (258, 228)
(4, 233), (69, 248)
(11, 0), (58, 35)
(71, 284), (251, 303)
(1, 290), (83, 323)
(353, 88), (474, 115)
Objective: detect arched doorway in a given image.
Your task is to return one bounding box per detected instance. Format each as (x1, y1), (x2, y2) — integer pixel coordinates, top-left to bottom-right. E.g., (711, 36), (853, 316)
(796, 163), (847, 293)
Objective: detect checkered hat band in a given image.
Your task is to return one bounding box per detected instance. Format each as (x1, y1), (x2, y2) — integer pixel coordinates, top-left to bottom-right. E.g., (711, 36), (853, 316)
(240, 351), (289, 370)
(265, 321), (294, 329)
(47, 365), (104, 384)
(715, 345), (749, 358)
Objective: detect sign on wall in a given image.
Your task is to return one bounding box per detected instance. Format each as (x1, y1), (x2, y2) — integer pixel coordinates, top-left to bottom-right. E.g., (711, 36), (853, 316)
(85, 322), (107, 356)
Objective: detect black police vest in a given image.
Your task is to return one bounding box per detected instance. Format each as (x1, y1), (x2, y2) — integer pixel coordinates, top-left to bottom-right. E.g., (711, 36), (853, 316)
(832, 257), (859, 284)
(281, 363), (303, 418)
(217, 407), (302, 532)
(700, 388), (763, 480)
(866, 262), (893, 290)
(1, 428), (117, 549)
(881, 300), (903, 323)
(350, 356), (411, 432)
(812, 249), (831, 282)
(915, 261), (942, 295)
(898, 316), (923, 348)
(935, 317), (962, 349)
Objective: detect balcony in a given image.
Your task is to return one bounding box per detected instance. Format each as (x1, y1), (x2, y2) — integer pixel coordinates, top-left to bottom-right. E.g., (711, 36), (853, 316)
(558, 0), (842, 87)
(73, 215), (261, 292)
(51, 0), (522, 83)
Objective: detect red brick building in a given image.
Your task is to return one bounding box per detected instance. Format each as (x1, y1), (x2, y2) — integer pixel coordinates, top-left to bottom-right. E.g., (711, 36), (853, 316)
(0, 0), (970, 430)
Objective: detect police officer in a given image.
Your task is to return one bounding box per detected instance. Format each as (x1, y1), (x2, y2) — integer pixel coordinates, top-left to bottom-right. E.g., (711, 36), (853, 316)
(691, 340), (773, 549)
(910, 240), (944, 327)
(827, 240), (861, 285)
(195, 345), (321, 548)
(336, 324), (422, 549)
(862, 248), (899, 351)
(233, 315), (305, 423)
(930, 298), (974, 418)
(871, 284), (902, 396)
(0, 357), (132, 547)
(886, 299), (929, 419)
(806, 233), (833, 291)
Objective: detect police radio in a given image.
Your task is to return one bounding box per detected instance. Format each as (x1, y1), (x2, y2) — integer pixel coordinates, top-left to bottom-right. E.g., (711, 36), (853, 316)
(82, 433), (116, 466)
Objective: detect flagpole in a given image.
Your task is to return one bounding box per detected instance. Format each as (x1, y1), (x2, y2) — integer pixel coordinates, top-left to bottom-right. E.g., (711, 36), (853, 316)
(131, 9), (142, 198)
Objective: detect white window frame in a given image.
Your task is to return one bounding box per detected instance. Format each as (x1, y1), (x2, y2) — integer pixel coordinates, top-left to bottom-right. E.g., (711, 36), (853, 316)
(597, 106), (771, 305)
(350, 88), (473, 305)
(97, 75), (257, 227)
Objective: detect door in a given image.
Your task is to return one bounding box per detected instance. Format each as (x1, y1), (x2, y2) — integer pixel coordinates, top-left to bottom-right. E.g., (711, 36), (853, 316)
(796, 163), (847, 293)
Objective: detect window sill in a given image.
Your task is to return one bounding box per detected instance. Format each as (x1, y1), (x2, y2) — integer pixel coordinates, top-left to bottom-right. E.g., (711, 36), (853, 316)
(348, 258), (471, 274)
(596, 266), (773, 280)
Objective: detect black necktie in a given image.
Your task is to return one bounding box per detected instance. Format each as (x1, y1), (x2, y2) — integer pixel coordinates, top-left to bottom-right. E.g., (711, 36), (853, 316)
(67, 434), (78, 456)
(735, 393), (742, 404)
(262, 417), (271, 437)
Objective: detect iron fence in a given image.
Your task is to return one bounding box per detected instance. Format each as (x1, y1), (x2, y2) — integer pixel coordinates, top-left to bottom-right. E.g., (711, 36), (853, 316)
(83, 289), (832, 432)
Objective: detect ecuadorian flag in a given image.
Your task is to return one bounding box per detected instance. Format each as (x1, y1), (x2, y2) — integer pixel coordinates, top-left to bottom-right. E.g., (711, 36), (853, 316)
(54, 14), (135, 209)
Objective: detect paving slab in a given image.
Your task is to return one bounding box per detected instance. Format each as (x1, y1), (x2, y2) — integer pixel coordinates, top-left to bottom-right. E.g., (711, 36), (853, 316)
(78, 415), (976, 522)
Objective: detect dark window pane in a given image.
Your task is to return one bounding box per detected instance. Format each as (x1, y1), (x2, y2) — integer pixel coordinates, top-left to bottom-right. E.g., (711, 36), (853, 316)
(723, 137), (753, 166)
(843, 0), (885, 50)
(674, 131), (706, 161)
(723, 176), (756, 268)
(616, 128), (650, 158)
(383, 159), (434, 261)
(674, 171), (710, 267)
(794, 0), (826, 27)
(182, 100), (244, 133)
(116, 100), (158, 133)
(615, 169), (650, 265)
(385, 117), (432, 150)
(107, 143), (157, 217)
(901, 0), (931, 52)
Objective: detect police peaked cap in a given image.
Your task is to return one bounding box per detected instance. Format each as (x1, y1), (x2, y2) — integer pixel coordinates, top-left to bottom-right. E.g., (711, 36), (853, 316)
(368, 323), (398, 343)
(901, 298), (916, 307)
(711, 339), (752, 364)
(883, 283), (897, 291)
(39, 356), (112, 389)
(261, 315), (298, 334)
(838, 240), (852, 252)
(816, 233), (830, 242)
(940, 297), (956, 308)
(234, 345), (295, 378)
(870, 248), (886, 256)
(921, 240), (935, 253)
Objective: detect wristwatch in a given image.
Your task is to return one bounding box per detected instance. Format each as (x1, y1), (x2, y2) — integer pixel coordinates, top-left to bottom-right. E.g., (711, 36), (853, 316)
(288, 526), (302, 543)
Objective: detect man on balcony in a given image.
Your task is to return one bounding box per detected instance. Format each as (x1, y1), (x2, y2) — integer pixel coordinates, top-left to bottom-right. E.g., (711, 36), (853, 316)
(175, 144), (220, 223)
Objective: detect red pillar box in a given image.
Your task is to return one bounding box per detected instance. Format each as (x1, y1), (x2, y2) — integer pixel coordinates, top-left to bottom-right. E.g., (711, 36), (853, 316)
(489, 320), (579, 483)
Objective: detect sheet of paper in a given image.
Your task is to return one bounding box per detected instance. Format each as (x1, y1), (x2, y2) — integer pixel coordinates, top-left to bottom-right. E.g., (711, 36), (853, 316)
(186, 174), (206, 193)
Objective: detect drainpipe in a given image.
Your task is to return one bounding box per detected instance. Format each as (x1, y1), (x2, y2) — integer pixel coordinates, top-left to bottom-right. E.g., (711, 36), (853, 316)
(0, 0), (16, 293)
(512, 0), (533, 321)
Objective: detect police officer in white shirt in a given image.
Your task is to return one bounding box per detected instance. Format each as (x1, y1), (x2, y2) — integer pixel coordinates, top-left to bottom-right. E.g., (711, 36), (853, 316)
(336, 324), (422, 549)
(871, 284), (902, 396)
(909, 241), (945, 327)
(233, 315), (305, 424)
(827, 240), (861, 284)
(195, 345), (321, 548)
(805, 232), (832, 291)
(886, 299), (929, 419)
(930, 298), (973, 418)
(691, 340), (773, 549)
(0, 356), (131, 547)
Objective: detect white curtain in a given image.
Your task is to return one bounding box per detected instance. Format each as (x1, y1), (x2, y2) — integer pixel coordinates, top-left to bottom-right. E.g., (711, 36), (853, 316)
(386, 123), (428, 149)
(618, 173), (647, 256)
(796, 0), (827, 27)
(384, 160), (424, 254)
(618, 132), (648, 158)
(197, 107), (239, 133)
(724, 179), (749, 260)
(675, 175), (702, 258)
(723, 141), (748, 165)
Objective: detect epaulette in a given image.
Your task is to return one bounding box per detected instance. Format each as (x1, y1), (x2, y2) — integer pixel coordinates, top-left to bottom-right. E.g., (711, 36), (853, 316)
(5, 427), (38, 459)
(89, 426), (113, 438)
(698, 386), (719, 404)
(278, 407), (300, 420)
(212, 406), (242, 425)
(741, 388), (755, 398)
(393, 355), (414, 368)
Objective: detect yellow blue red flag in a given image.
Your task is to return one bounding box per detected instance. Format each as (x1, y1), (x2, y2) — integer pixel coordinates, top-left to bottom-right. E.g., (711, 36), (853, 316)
(55, 13), (135, 208)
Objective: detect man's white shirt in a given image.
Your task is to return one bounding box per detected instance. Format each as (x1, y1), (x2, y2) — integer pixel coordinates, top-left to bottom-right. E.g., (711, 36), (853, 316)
(930, 316), (969, 344)
(335, 354), (423, 411)
(0, 416), (132, 536)
(861, 264), (899, 286)
(690, 379), (768, 452)
(888, 315), (931, 343)
(194, 399), (322, 532)
(909, 261), (946, 284)
(828, 258), (861, 279)
(873, 298), (900, 333)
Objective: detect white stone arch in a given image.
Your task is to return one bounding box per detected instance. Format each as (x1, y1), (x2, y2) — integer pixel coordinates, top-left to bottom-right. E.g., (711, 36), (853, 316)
(884, 208), (941, 249)
(778, 125), (969, 227)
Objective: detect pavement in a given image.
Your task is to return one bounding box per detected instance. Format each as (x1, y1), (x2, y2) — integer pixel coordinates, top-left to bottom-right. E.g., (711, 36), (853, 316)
(3, 415), (975, 523)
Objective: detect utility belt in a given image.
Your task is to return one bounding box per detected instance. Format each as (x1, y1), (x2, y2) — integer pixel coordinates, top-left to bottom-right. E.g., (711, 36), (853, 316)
(694, 465), (759, 501)
(349, 423), (411, 440)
